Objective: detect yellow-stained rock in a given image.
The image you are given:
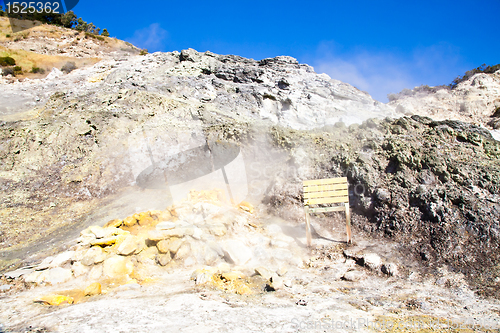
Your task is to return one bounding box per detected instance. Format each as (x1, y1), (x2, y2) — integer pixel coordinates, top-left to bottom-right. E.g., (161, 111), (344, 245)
(156, 239), (170, 254)
(104, 219), (123, 228)
(90, 236), (118, 247)
(34, 295), (74, 306)
(222, 271), (245, 281)
(156, 210), (173, 222)
(138, 216), (155, 227)
(156, 253), (172, 266)
(123, 216), (137, 227)
(117, 235), (139, 256)
(103, 256), (134, 279)
(156, 237), (183, 254)
(84, 282), (102, 296)
(137, 246), (158, 262)
(238, 201), (254, 214)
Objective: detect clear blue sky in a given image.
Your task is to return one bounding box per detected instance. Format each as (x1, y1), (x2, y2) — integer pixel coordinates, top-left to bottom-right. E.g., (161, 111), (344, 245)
(2, 0), (499, 102)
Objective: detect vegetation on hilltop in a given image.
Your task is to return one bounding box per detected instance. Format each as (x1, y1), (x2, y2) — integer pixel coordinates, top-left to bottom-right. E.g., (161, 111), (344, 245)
(388, 63), (500, 101)
(0, 5), (108, 36)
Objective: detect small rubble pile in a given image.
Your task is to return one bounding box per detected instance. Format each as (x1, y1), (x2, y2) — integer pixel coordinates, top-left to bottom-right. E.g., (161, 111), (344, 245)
(2, 189), (313, 303)
(17, 189), (262, 288)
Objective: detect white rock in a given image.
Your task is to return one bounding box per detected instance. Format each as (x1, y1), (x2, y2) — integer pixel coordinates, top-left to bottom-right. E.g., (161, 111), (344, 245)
(223, 240), (252, 266)
(343, 270), (365, 282)
(156, 221), (176, 230)
(71, 262), (89, 277)
(49, 251), (75, 268)
(362, 253), (382, 271)
(23, 271), (41, 283)
(37, 267), (73, 284)
(88, 265), (103, 281)
(382, 262), (399, 276)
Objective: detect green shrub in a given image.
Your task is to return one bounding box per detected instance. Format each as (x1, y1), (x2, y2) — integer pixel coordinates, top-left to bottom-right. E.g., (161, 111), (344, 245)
(31, 67), (46, 74)
(5, 34), (11, 38)
(13, 66), (23, 74)
(61, 61), (77, 74)
(139, 49), (148, 56)
(450, 64), (500, 88)
(0, 56), (16, 67)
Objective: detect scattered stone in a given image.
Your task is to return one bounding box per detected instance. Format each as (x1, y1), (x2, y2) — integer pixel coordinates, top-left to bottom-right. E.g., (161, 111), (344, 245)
(342, 270), (365, 282)
(37, 267), (73, 285)
(84, 282), (102, 296)
(123, 216), (137, 227)
(381, 262), (399, 277)
(156, 253), (172, 266)
(255, 267), (273, 280)
(192, 227), (203, 240)
(362, 253), (383, 271)
(238, 201), (254, 213)
(270, 274), (284, 290)
(222, 271), (245, 281)
(49, 251), (75, 268)
(296, 299), (307, 306)
(88, 265), (103, 280)
(36, 257), (54, 270)
(89, 226), (106, 239)
(71, 262), (89, 277)
(3, 266), (36, 279)
(223, 240), (252, 266)
(81, 246), (106, 266)
(276, 266), (288, 277)
(34, 295), (74, 306)
(156, 221), (176, 230)
(147, 227), (194, 241)
(117, 235), (139, 256)
(104, 219), (123, 228)
(284, 279), (293, 288)
(175, 242), (192, 260)
(0, 285), (12, 292)
(156, 239), (170, 254)
(90, 236), (123, 247)
(24, 271), (42, 283)
(103, 256), (134, 279)
(208, 224), (227, 236)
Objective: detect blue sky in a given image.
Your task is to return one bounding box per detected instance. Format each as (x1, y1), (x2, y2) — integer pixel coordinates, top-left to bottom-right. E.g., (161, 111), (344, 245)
(2, 0), (499, 102)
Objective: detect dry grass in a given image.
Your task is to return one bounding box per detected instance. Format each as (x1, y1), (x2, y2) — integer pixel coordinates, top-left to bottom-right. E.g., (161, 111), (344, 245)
(0, 46), (100, 78)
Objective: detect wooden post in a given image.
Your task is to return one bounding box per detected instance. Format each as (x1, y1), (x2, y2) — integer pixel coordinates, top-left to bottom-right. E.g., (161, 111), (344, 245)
(345, 202), (352, 244)
(304, 206), (312, 247)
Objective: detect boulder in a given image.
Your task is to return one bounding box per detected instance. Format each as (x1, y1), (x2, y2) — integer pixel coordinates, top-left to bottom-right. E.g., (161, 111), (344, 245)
(255, 267), (273, 280)
(381, 262), (399, 276)
(117, 235), (139, 256)
(49, 251), (75, 268)
(102, 256), (134, 279)
(156, 253), (172, 266)
(342, 270), (365, 282)
(71, 262), (89, 277)
(362, 253), (383, 271)
(156, 222), (176, 230)
(84, 282), (102, 296)
(123, 216), (137, 227)
(88, 265), (103, 280)
(37, 267), (73, 285)
(104, 219), (123, 228)
(81, 246), (106, 266)
(89, 226), (106, 239)
(222, 240), (252, 266)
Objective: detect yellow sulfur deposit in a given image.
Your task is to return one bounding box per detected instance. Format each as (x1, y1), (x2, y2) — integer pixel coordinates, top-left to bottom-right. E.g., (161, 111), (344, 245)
(34, 295), (74, 306)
